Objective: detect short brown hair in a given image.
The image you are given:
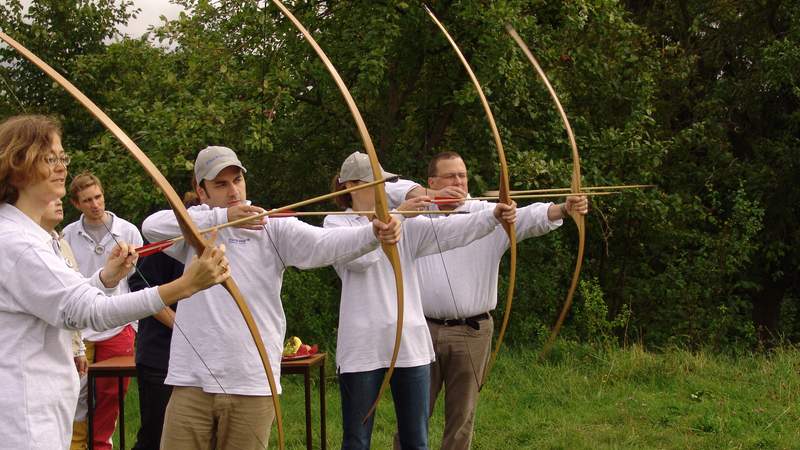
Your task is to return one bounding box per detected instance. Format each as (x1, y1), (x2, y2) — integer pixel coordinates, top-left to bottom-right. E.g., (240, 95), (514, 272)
(69, 172), (103, 202)
(331, 173), (352, 209)
(0, 115), (62, 204)
(427, 151), (463, 177)
(182, 190), (200, 207)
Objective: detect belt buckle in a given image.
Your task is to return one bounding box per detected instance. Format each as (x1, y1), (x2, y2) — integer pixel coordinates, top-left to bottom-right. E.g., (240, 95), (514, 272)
(443, 318), (463, 327)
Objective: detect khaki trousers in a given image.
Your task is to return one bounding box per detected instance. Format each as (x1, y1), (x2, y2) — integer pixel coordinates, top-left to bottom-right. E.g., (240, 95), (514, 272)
(427, 316), (493, 450)
(160, 386), (276, 450)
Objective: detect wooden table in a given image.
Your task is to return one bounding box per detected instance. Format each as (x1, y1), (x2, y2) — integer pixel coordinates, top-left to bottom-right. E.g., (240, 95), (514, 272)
(86, 353), (328, 450)
(281, 352), (328, 450)
(87, 355), (137, 450)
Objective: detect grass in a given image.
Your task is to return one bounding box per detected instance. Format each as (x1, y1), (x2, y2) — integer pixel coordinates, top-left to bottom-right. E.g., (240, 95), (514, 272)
(116, 344), (800, 449)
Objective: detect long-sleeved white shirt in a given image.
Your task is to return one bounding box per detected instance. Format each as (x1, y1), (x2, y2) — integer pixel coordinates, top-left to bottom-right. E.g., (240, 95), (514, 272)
(384, 181), (563, 318)
(385, 178), (420, 207)
(0, 204), (165, 450)
(324, 207), (501, 373)
(62, 211), (143, 341)
(418, 200), (561, 318)
(142, 203), (380, 396)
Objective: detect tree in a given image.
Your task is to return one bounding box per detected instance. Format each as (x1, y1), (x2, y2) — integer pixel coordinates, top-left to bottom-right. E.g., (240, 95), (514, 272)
(624, 0), (800, 345)
(3, 0), (797, 351)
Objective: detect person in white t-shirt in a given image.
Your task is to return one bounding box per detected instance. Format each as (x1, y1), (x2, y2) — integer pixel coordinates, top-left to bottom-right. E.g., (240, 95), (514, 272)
(61, 172), (143, 450)
(142, 146), (402, 449)
(0, 114), (229, 450)
(325, 151), (517, 450)
(387, 151), (589, 450)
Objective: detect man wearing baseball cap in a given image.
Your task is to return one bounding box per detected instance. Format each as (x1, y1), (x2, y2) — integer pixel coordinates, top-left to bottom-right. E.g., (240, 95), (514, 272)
(193, 145), (248, 183)
(338, 151), (396, 182)
(142, 146), (401, 448)
(385, 151), (589, 450)
(327, 152), (518, 450)
(332, 151), (416, 210)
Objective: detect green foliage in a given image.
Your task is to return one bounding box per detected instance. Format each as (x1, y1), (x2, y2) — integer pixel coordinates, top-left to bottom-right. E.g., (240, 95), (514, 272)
(573, 278), (631, 348)
(280, 267), (341, 353)
(1, 0), (798, 351)
(0, 0), (137, 131)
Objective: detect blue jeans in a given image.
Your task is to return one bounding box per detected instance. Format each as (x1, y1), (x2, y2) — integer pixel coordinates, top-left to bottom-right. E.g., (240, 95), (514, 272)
(340, 364), (430, 450)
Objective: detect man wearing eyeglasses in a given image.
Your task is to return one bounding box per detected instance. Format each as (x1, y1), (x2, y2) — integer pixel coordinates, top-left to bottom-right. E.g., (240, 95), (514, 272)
(62, 172), (144, 450)
(387, 151), (589, 450)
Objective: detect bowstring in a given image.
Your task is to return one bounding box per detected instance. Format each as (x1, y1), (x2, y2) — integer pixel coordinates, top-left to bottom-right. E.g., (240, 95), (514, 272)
(0, 67), (27, 113)
(66, 171), (233, 401)
(79, 159), (271, 449)
(254, 1), (284, 447)
(422, 27), (482, 389)
(259, 0), (289, 274)
(1, 24), (272, 449)
(426, 211), (482, 388)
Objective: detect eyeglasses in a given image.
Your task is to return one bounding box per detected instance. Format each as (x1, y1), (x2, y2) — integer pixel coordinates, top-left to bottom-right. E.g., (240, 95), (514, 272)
(433, 172), (468, 181)
(44, 154), (71, 167)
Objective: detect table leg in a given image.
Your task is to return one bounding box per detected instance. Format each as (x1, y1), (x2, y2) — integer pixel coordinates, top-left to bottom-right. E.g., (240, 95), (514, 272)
(88, 376), (94, 450)
(320, 363), (326, 450)
(118, 376), (125, 449)
(304, 370), (312, 450)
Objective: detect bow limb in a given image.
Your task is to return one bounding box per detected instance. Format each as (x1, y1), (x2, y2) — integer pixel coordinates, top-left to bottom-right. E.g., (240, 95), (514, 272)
(423, 6), (517, 389)
(505, 25), (586, 359)
(269, 1), (404, 422)
(0, 31), (285, 449)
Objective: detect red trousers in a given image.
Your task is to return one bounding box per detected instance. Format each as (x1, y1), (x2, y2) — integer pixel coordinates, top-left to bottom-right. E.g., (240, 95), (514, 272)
(91, 325), (135, 450)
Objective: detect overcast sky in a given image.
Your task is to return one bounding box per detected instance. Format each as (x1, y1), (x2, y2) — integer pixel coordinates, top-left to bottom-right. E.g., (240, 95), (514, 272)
(14, 0), (186, 37)
(121, 0), (185, 37)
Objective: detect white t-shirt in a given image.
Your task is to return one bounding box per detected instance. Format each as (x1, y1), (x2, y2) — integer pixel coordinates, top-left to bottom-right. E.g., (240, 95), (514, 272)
(383, 180), (563, 318)
(62, 211), (143, 341)
(0, 204), (164, 449)
(324, 206), (500, 373)
(142, 204), (380, 396)
(419, 200), (562, 318)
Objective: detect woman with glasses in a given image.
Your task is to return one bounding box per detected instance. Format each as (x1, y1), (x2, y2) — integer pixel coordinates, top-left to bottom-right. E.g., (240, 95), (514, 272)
(0, 114), (231, 449)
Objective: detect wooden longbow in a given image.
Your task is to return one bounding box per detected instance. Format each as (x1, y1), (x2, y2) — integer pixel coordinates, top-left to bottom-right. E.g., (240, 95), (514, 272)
(0, 30), (286, 449)
(269, 0), (405, 422)
(423, 5), (517, 389)
(506, 25), (586, 358)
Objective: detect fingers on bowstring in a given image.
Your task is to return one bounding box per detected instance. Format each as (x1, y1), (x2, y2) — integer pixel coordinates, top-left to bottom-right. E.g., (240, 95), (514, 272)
(246, 205), (266, 226)
(114, 240), (130, 256)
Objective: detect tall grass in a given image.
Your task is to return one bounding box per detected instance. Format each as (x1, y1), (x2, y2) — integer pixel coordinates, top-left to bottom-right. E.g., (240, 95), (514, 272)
(116, 345), (800, 449)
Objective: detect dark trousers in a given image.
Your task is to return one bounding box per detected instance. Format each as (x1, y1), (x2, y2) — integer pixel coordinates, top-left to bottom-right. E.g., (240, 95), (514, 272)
(340, 364), (431, 450)
(132, 364), (172, 450)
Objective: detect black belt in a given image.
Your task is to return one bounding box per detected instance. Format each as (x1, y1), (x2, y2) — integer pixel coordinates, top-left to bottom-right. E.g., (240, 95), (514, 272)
(426, 312), (490, 330)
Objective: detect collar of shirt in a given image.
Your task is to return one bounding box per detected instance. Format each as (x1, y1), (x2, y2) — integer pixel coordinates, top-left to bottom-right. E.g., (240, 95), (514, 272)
(0, 203), (54, 244)
(47, 229), (60, 251)
(45, 229), (77, 269)
(75, 210), (122, 243)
